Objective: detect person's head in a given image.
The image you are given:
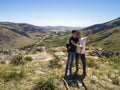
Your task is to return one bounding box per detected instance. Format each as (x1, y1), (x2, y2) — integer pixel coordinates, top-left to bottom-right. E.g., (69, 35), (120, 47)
(76, 31), (81, 39)
(72, 30), (77, 38)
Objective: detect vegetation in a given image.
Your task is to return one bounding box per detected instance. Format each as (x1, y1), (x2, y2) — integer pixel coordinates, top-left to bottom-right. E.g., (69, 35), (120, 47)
(86, 58), (99, 69)
(84, 23), (120, 53)
(0, 18), (120, 90)
(10, 55), (25, 65)
(33, 77), (56, 90)
(24, 56), (33, 61)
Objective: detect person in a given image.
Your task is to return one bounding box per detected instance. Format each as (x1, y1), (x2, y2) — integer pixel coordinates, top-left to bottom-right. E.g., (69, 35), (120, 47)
(64, 30), (78, 77)
(75, 31), (92, 77)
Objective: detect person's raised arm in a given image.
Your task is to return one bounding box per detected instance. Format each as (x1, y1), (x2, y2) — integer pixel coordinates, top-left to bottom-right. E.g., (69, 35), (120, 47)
(71, 40), (82, 48)
(86, 31), (92, 40)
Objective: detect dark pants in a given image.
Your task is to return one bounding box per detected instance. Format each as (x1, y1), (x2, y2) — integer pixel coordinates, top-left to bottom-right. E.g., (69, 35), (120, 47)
(75, 53), (86, 75)
(64, 51), (76, 76)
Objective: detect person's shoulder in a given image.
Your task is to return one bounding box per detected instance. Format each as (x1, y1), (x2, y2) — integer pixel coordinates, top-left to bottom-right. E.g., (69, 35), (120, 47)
(69, 36), (74, 40)
(80, 37), (87, 41)
(76, 38), (79, 41)
(81, 37), (87, 40)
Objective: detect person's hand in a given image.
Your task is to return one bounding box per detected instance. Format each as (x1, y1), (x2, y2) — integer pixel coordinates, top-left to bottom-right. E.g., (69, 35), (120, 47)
(88, 30), (92, 35)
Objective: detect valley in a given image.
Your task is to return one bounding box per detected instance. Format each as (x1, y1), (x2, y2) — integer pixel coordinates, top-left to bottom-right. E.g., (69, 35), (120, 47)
(0, 18), (120, 90)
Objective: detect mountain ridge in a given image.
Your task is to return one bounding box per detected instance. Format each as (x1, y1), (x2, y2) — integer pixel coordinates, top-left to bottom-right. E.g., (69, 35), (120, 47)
(83, 17), (120, 33)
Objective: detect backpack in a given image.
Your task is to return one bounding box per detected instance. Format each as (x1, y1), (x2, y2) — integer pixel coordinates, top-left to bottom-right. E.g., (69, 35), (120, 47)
(66, 42), (70, 51)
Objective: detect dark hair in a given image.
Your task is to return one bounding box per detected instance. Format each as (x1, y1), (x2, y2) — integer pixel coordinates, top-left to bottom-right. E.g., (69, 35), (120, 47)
(72, 30), (78, 34)
(76, 31), (80, 34)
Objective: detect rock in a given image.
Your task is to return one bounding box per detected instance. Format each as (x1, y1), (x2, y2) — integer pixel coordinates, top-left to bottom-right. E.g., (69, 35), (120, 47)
(96, 50), (103, 57)
(34, 70), (45, 74)
(50, 46), (66, 52)
(114, 70), (119, 74)
(110, 74), (116, 79)
(114, 52), (120, 57)
(36, 46), (46, 52)
(30, 51), (53, 61)
(17, 71), (21, 74)
(9, 49), (19, 55)
(104, 41), (111, 45)
(54, 52), (65, 56)
(59, 82), (64, 88)
(89, 51), (98, 56)
(112, 77), (120, 85)
(77, 82), (83, 87)
(90, 75), (99, 84)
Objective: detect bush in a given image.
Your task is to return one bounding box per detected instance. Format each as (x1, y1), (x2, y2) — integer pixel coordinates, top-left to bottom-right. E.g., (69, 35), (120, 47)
(10, 55), (25, 66)
(48, 59), (62, 69)
(0, 60), (6, 64)
(87, 58), (98, 68)
(48, 56), (62, 69)
(2, 67), (26, 82)
(108, 56), (120, 69)
(33, 77), (56, 90)
(112, 77), (120, 85)
(31, 50), (37, 54)
(24, 56), (33, 61)
(109, 56), (120, 64)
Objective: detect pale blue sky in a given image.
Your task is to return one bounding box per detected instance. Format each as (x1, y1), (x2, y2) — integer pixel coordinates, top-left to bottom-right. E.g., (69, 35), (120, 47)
(0, 0), (120, 26)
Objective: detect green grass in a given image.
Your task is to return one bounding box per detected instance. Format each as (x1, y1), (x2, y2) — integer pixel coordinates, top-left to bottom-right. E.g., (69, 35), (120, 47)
(0, 28), (35, 50)
(10, 55), (26, 66)
(0, 56), (120, 90)
(87, 27), (120, 52)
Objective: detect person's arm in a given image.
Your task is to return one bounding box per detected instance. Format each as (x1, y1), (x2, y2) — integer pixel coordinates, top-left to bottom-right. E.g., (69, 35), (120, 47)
(86, 31), (92, 40)
(71, 40), (77, 46)
(71, 40), (82, 48)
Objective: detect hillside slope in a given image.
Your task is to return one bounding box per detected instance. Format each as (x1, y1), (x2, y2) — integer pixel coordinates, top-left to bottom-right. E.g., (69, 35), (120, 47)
(83, 17), (120, 53)
(84, 17), (120, 33)
(0, 28), (34, 49)
(0, 22), (47, 49)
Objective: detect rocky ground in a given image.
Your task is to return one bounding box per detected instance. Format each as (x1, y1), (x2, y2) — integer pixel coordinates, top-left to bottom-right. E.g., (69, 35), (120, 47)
(0, 46), (120, 90)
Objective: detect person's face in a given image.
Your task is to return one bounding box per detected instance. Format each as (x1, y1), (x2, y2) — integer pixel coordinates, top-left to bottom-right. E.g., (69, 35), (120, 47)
(77, 33), (81, 38)
(72, 33), (77, 38)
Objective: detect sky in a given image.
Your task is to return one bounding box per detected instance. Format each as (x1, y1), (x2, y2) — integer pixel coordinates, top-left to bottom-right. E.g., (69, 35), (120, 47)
(0, 0), (120, 27)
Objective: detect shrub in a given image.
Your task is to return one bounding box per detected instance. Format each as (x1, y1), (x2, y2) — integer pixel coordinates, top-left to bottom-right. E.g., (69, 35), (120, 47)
(24, 56), (33, 61)
(0, 60), (6, 64)
(3, 67), (26, 82)
(108, 56), (120, 69)
(87, 58), (98, 68)
(109, 56), (120, 64)
(48, 55), (62, 69)
(33, 77), (56, 90)
(10, 55), (25, 66)
(112, 77), (120, 85)
(31, 50), (37, 54)
(48, 59), (62, 69)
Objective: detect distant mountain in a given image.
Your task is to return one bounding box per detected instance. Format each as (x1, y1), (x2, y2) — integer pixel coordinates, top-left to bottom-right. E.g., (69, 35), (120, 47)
(42, 26), (83, 31)
(0, 22), (45, 34)
(84, 17), (120, 52)
(0, 22), (83, 33)
(0, 22), (83, 49)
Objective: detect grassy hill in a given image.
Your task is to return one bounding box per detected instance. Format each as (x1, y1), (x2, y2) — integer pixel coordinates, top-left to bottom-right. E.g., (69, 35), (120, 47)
(83, 17), (120, 53)
(0, 22), (47, 49)
(0, 28), (34, 49)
